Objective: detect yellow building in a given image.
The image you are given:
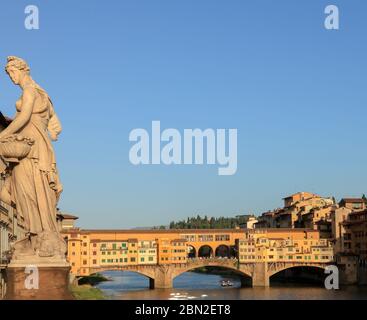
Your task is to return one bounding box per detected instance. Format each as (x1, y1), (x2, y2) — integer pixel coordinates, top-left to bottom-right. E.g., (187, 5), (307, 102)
(170, 239), (187, 263)
(138, 240), (157, 265)
(239, 229), (334, 264)
(256, 192), (334, 229)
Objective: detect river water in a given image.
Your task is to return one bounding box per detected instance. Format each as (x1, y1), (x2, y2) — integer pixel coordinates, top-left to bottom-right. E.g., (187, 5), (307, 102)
(95, 271), (367, 300)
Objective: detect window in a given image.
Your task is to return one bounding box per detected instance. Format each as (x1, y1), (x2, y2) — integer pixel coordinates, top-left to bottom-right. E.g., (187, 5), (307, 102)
(215, 235), (230, 241)
(141, 257), (145, 262)
(83, 260), (87, 265)
(72, 243), (76, 247)
(131, 257), (136, 262)
(93, 259), (97, 264)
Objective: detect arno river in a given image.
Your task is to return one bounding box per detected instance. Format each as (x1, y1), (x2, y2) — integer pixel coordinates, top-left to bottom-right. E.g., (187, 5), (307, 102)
(95, 271), (367, 300)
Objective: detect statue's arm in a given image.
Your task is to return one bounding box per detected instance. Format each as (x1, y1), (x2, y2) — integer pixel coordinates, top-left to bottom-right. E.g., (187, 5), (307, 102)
(48, 101), (62, 141)
(0, 87), (35, 140)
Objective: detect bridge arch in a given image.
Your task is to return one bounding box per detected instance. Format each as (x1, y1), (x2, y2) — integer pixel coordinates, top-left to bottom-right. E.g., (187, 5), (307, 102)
(215, 245), (230, 258)
(198, 245), (214, 258)
(268, 263), (328, 278)
(268, 263), (330, 285)
(172, 261), (252, 281)
(187, 245), (196, 258)
(89, 267), (155, 281)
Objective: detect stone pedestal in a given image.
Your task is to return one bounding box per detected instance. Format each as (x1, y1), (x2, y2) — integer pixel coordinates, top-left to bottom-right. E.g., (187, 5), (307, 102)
(5, 263), (74, 300)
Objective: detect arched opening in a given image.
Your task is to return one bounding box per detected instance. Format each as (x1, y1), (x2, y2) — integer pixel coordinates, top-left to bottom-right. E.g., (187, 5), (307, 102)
(198, 245), (213, 258)
(270, 266), (326, 287)
(88, 270), (155, 292)
(187, 245), (196, 258)
(215, 245), (230, 258)
(229, 245), (237, 258)
(173, 266), (252, 289)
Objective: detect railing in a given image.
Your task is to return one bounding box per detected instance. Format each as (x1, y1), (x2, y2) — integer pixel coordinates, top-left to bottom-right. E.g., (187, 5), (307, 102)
(187, 257), (238, 263)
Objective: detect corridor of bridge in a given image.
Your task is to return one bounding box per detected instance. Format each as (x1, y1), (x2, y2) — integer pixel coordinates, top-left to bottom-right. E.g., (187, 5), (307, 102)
(188, 244), (237, 259)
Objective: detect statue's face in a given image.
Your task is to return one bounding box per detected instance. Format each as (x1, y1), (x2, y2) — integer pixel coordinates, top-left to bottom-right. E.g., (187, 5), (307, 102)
(6, 67), (22, 85)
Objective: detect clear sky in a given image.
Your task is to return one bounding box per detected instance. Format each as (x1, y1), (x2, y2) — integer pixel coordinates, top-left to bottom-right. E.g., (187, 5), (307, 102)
(0, 1), (366, 229)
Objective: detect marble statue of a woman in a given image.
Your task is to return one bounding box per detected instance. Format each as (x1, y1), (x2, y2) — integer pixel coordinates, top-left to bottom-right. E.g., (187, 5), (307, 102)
(0, 56), (66, 263)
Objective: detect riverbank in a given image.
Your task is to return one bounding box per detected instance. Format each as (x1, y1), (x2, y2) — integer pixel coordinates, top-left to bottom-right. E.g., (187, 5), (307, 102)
(70, 273), (110, 300)
(78, 273), (110, 286)
(70, 284), (106, 300)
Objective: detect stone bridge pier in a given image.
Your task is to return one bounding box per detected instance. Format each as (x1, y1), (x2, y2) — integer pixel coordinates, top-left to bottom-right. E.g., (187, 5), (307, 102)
(252, 262), (270, 287)
(152, 265), (174, 289)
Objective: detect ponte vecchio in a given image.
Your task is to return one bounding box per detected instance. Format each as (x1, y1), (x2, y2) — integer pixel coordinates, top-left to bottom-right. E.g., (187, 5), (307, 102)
(63, 227), (334, 288)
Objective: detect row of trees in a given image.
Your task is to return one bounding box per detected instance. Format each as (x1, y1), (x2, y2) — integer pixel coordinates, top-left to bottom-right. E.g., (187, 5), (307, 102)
(168, 214), (253, 230)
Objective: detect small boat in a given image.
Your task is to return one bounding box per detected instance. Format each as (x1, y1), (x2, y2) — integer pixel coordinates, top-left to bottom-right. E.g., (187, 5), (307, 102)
(220, 280), (234, 287)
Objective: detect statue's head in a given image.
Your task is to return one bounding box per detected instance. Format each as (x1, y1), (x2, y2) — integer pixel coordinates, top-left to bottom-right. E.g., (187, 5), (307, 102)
(5, 56), (30, 85)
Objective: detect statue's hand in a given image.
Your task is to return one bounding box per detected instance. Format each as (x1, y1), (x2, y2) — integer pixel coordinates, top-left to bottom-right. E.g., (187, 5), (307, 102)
(49, 131), (58, 141)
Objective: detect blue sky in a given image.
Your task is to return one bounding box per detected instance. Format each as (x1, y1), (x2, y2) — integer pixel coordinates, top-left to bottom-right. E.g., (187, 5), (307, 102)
(0, 1), (366, 229)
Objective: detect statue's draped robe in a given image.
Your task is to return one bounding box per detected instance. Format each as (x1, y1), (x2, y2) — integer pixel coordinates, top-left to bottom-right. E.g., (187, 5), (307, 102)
(4, 84), (62, 235)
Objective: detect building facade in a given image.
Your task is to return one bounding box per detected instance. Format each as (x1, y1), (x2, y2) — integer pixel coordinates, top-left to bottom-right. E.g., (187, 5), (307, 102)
(0, 185), (26, 299)
(238, 229), (334, 264)
(255, 192), (334, 231)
